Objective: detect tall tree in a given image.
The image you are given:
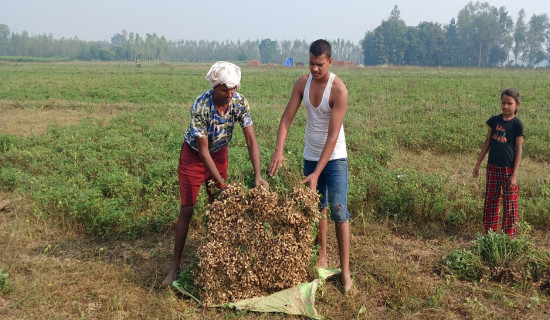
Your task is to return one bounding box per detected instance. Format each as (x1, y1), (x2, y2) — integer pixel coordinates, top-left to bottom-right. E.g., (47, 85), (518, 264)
(361, 30), (387, 65)
(444, 18), (459, 66)
(145, 33), (158, 61)
(416, 22), (446, 66)
(258, 38), (279, 64)
(291, 39), (308, 64)
(361, 5), (407, 65)
(110, 30), (128, 60)
(280, 39), (292, 62)
(384, 5), (408, 65)
(0, 24), (10, 56)
(157, 36), (168, 61)
(492, 6), (514, 65)
(133, 33), (144, 61)
(456, 2), (511, 67)
(513, 9), (528, 66)
(524, 13), (550, 67)
(403, 26), (422, 65)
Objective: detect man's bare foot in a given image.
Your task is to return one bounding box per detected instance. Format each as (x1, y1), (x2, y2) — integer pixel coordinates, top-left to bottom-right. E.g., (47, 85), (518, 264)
(341, 274), (356, 295)
(162, 266), (180, 286)
(316, 256), (328, 269)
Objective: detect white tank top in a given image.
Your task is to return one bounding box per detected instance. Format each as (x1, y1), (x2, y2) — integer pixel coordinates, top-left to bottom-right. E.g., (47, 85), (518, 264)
(303, 73), (347, 161)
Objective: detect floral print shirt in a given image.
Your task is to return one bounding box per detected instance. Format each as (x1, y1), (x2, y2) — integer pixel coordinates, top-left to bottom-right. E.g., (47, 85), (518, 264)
(183, 89), (252, 152)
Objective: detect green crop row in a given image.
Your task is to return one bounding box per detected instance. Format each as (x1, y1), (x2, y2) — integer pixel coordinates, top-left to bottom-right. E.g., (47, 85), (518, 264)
(1, 63), (549, 237)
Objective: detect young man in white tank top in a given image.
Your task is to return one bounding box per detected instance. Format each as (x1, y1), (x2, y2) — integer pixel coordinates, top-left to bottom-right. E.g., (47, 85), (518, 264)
(269, 39), (354, 294)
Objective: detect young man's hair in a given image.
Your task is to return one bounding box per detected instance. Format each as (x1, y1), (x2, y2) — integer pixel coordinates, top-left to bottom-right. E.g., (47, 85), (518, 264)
(310, 39), (331, 59)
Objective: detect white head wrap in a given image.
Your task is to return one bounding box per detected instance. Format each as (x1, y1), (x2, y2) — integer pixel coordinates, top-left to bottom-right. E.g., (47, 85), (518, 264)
(205, 61), (241, 89)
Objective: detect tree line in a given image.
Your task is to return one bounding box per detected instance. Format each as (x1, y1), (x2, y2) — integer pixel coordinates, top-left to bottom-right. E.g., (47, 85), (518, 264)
(0, 2), (548, 67)
(363, 3), (549, 67)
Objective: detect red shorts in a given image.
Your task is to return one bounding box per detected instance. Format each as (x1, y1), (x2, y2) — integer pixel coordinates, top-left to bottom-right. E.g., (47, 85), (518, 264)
(178, 142), (228, 206)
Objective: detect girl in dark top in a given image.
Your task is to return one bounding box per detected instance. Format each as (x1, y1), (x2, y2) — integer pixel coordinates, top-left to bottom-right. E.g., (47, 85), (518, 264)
(473, 88), (524, 236)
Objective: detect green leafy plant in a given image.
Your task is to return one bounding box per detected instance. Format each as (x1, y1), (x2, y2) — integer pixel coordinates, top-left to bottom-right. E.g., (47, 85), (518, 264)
(444, 247), (483, 281)
(0, 268), (9, 293)
(444, 232), (549, 291)
(175, 257), (200, 300)
(471, 232), (531, 269)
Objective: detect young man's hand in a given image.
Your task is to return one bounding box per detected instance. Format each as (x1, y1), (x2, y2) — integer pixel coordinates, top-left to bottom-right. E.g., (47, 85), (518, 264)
(268, 152), (286, 177)
(302, 173), (319, 191)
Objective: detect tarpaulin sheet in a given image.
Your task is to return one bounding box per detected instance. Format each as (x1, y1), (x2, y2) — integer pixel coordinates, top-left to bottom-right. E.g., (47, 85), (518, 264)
(173, 268), (341, 319)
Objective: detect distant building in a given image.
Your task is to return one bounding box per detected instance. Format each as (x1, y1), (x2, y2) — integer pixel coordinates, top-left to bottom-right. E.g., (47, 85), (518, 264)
(283, 57), (294, 67)
(332, 60), (355, 67)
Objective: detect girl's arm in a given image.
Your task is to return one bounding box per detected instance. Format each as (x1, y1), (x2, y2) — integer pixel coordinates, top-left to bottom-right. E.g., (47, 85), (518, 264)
(509, 136), (523, 188)
(473, 126), (492, 178)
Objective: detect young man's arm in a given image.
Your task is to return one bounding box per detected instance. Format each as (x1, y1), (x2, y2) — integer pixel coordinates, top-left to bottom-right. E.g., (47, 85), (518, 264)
(268, 75), (307, 177)
(242, 124), (268, 187)
(302, 77), (348, 190)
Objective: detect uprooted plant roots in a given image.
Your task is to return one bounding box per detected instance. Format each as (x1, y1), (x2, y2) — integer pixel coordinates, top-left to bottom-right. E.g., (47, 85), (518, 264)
(193, 183), (320, 306)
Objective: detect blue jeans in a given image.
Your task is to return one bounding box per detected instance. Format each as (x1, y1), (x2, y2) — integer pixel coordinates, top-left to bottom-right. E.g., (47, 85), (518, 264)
(303, 158), (350, 222)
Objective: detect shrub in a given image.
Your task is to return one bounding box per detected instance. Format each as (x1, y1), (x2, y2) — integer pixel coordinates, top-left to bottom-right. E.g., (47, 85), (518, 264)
(471, 232), (531, 268)
(0, 134), (18, 153)
(444, 248), (483, 281)
(0, 167), (20, 191)
(443, 232), (550, 291)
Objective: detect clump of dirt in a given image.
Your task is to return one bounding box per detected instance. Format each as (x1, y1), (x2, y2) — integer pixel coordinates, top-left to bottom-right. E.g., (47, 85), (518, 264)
(192, 183), (320, 305)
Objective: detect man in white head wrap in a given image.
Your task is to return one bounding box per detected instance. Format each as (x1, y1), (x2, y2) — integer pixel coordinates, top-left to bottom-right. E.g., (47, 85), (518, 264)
(205, 61), (241, 89)
(163, 61), (269, 286)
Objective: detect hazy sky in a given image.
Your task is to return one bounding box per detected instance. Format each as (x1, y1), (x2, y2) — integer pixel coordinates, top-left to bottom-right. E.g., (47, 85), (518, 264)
(1, 0), (548, 43)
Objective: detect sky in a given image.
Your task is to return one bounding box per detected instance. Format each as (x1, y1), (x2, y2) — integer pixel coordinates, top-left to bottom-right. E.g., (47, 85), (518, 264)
(1, 0), (548, 44)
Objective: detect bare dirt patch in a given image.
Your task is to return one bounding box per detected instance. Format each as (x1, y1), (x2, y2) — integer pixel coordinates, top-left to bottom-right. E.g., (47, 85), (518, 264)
(0, 100), (135, 137)
(0, 108), (89, 137)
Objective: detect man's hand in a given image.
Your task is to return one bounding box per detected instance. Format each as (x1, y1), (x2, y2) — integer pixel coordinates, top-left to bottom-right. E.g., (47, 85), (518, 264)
(269, 152), (286, 177)
(255, 177), (269, 189)
(301, 173), (319, 191)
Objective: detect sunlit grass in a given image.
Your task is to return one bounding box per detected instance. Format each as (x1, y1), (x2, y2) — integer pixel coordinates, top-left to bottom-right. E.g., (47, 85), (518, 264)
(0, 62), (548, 319)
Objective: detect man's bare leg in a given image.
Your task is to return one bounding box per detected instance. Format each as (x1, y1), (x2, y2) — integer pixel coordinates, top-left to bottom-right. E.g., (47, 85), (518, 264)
(335, 221), (353, 293)
(162, 205), (194, 286)
(316, 208), (328, 269)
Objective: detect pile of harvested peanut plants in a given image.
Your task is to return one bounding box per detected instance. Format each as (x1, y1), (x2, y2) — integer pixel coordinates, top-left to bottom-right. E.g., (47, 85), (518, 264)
(193, 183), (320, 305)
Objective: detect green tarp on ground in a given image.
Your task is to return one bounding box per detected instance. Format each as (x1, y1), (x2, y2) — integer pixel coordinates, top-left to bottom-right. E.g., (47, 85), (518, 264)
(172, 268), (341, 319)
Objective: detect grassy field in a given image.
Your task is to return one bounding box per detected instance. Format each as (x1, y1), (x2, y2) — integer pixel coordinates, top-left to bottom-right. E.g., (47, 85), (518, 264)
(0, 61), (549, 319)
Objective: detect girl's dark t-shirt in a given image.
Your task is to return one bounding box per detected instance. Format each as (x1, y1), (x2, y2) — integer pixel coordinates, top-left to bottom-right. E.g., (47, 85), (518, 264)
(487, 114), (524, 167)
